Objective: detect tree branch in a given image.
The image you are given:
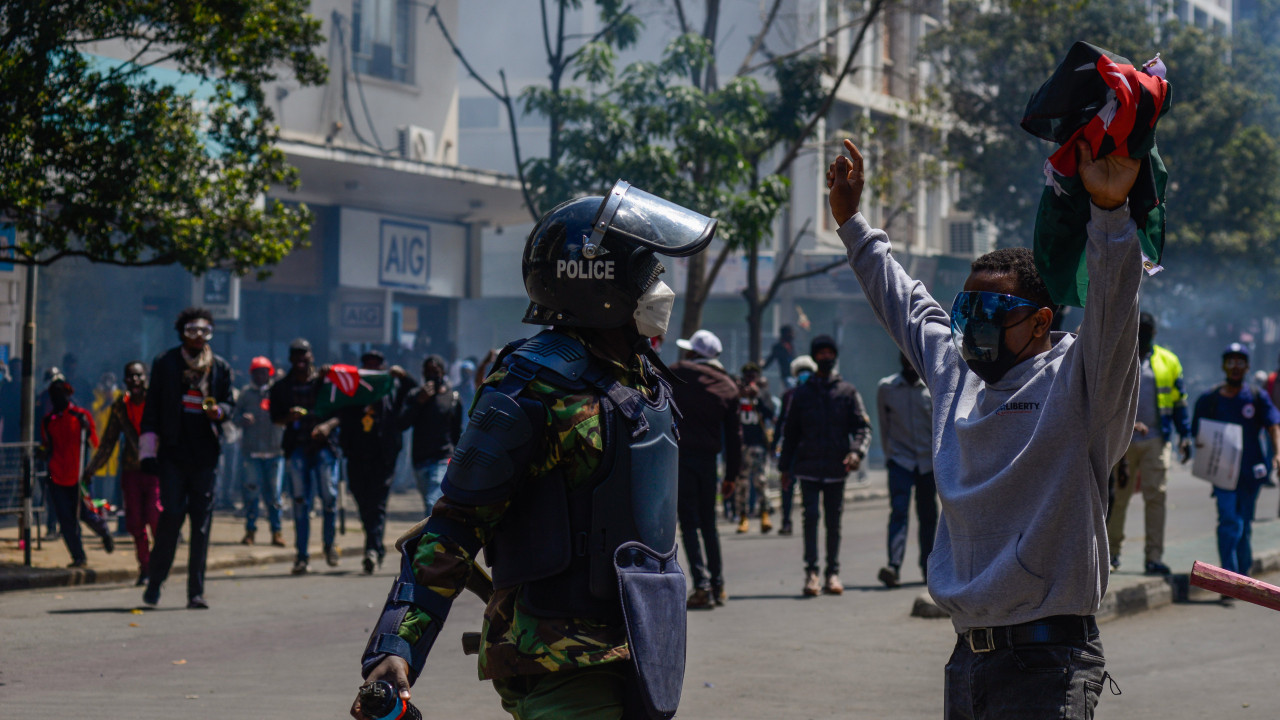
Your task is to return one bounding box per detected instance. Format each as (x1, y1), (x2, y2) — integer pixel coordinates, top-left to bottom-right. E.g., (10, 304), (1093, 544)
(425, 4), (535, 220)
(564, 3), (636, 68)
(773, 257), (846, 286)
(694, 240), (734, 308)
(736, 0), (784, 76)
(772, 0), (888, 176)
(740, 14), (870, 76)
(540, 0), (555, 65)
(499, 70), (542, 222)
(671, 0), (691, 35)
(761, 217), (812, 307)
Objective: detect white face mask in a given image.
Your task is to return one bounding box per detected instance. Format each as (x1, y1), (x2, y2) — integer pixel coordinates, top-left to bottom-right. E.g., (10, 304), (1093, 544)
(633, 280), (675, 338)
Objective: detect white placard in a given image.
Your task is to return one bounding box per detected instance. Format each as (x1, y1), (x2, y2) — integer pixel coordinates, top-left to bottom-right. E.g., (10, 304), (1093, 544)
(1191, 419), (1243, 490)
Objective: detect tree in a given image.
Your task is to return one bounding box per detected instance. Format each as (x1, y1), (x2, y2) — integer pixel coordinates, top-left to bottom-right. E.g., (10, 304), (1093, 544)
(0, 1), (327, 273)
(925, 0), (1280, 304)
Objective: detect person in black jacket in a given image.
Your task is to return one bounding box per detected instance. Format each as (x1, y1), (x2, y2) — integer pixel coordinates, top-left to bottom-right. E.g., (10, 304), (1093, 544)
(777, 334), (872, 597)
(337, 350), (415, 574)
(670, 329), (743, 610)
(138, 307), (234, 609)
(398, 354), (463, 516)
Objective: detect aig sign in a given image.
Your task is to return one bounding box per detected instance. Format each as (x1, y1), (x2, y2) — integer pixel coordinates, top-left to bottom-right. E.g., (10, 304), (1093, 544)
(379, 220), (431, 289)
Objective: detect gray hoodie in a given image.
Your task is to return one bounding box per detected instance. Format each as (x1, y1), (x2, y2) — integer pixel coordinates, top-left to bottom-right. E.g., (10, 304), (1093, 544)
(839, 204), (1141, 632)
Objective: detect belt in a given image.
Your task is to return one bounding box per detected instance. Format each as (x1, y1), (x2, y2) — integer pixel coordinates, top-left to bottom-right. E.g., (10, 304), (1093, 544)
(962, 615), (1097, 653)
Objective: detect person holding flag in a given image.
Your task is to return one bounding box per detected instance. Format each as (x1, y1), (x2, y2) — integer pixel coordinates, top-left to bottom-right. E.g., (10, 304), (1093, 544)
(331, 350), (416, 574)
(271, 338), (341, 575)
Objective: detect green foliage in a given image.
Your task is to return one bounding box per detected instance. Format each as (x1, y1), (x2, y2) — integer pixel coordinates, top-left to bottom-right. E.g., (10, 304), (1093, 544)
(522, 33), (828, 254)
(926, 0), (1280, 300)
(0, 1), (326, 274)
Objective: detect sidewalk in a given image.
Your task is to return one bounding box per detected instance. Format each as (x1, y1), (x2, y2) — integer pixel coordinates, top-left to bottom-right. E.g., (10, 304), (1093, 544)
(0, 490), (436, 592)
(4, 466), (1279, 625)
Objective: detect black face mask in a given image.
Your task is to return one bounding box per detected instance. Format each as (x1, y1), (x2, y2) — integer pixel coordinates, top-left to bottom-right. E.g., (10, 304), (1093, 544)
(962, 321), (1037, 385)
(815, 358), (836, 375)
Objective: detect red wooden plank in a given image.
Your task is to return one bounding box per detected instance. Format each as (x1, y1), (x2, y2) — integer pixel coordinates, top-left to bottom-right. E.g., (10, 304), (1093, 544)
(1189, 561), (1280, 611)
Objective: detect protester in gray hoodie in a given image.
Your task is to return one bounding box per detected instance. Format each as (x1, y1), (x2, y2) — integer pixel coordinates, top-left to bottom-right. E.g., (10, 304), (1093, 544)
(828, 137), (1142, 719)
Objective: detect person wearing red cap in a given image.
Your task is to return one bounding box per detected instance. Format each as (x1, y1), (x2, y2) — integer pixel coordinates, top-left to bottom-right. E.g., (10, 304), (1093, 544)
(232, 356), (286, 547)
(83, 361), (157, 584)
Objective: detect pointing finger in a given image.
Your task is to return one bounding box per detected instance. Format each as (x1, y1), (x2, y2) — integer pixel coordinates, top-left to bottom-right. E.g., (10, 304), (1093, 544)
(843, 138), (863, 166)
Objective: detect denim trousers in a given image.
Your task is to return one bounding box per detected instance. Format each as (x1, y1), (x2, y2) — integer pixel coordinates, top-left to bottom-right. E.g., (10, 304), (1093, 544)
(944, 625), (1107, 719)
(1214, 482), (1261, 574)
(886, 460), (938, 571)
(800, 479), (845, 576)
(414, 459), (449, 516)
(241, 456), (284, 534)
(288, 447), (338, 561)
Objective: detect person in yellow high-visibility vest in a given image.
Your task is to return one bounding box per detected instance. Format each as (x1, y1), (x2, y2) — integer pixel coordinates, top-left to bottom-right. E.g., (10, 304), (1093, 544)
(1107, 312), (1192, 575)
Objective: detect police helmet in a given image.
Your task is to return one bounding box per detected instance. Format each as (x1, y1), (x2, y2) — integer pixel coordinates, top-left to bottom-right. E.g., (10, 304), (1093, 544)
(522, 180), (716, 328)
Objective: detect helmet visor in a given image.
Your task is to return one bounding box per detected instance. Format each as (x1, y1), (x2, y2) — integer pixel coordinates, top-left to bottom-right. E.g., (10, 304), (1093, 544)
(950, 291), (1038, 363)
(593, 181), (716, 257)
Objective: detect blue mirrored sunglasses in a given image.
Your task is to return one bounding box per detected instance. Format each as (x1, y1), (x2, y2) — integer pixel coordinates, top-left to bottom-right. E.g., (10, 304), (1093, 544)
(950, 291), (1039, 363)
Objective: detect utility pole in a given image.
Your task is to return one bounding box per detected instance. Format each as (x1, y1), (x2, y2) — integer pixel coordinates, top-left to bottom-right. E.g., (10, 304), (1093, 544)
(19, 260), (36, 566)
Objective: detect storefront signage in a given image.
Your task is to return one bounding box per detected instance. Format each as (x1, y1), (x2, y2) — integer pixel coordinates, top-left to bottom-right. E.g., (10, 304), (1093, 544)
(379, 220), (431, 289)
(340, 302), (384, 328)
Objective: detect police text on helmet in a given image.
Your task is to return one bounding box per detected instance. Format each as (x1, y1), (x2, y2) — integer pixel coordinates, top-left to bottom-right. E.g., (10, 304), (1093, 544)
(557, 259), (616, 280)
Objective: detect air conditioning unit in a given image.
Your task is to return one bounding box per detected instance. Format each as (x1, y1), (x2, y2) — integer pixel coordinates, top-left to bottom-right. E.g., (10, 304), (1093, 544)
(945, 214), (994, 257)
(397, 125), (437, 163)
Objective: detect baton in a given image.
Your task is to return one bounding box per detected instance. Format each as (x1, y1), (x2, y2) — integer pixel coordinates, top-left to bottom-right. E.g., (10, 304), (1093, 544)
(1189, 561), (1280, 611)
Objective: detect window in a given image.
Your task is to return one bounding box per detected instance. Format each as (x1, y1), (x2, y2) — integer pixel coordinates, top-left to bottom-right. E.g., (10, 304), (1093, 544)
(353, 0), (411, 83)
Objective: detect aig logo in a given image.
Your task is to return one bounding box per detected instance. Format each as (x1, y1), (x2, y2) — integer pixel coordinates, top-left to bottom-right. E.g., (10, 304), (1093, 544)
(557, 259), (615, 280)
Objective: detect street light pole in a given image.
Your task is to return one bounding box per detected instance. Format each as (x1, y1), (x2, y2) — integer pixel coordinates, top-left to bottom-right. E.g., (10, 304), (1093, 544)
(19, 260), (36, 566)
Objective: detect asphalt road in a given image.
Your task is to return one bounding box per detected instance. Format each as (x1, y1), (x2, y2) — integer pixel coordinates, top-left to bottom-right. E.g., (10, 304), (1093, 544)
(3, 476), (1280, 719)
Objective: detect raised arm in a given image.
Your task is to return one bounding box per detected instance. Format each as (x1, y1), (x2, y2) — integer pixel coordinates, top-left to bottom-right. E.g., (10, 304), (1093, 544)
(829, 139), (955, 390)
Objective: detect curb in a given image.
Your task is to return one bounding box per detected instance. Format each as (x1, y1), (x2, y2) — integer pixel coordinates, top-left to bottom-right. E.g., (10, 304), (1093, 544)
(1096, 548), (1280, 622)
(0, 538), (374, 593)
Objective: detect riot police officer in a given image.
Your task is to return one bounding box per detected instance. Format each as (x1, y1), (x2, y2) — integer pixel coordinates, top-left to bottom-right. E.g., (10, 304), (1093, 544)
(351, 181), (715, 720)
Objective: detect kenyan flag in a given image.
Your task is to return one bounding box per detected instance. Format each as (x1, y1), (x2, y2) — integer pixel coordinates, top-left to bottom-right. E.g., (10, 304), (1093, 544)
(313, 364), (395, 417)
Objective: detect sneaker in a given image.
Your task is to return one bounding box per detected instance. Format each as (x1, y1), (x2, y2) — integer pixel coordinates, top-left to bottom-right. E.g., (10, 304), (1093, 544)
(737, 517), (750, 534)
(760, 510), (773, 534)
(291, 559), (310, 575)
(712, 585), (727, 606)
(1144, 561), (1171, 576)
(878, 565), (900, 588)
(824, 574), (845, 595)
(241, 530), (256, 546)
(779, 520), (793, 536)
(67, 559), (88, 569)
(271, 530), (287, 547)
(142, 586), (160, 606)
(187, 596), (209, 610)
(362, 550), (377, 575)
(324, 545), (340, 567)
(686, 589), (714, 610)
(1110, 555), (1121, 571)
(803, 570), (821, 597)
(102, 534), (115, 554)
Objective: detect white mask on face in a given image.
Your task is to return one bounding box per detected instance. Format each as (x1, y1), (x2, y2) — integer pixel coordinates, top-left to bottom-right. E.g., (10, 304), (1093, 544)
(633, 280), (675, 338)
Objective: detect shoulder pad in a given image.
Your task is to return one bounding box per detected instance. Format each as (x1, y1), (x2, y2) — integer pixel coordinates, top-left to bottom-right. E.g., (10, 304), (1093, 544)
(441, 388), (538, 506)
(509, 330), (592, 385)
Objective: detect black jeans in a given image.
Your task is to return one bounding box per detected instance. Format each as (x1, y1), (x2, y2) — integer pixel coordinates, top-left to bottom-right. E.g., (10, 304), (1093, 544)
(945, 620), (1106, 719)
(50, 484), (112, 563)
(147, 458), (216, 601)
(677, 450), (723, 591)
(800, 479), (845, 576)
(347, 461), (394, 559)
